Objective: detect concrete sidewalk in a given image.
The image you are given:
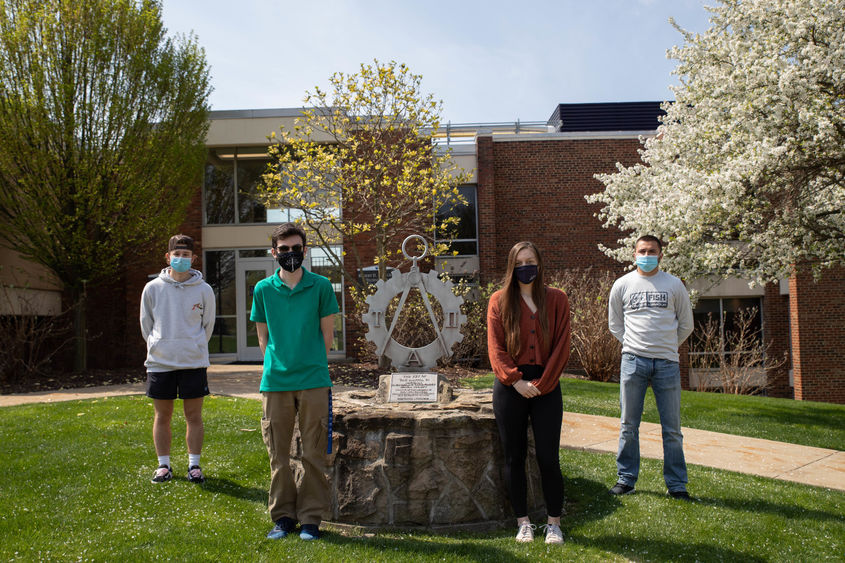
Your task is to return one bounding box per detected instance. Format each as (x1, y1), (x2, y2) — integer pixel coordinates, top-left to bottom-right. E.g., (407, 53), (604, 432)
(2, 364), (843, 492)
(561, 412), (845, 491)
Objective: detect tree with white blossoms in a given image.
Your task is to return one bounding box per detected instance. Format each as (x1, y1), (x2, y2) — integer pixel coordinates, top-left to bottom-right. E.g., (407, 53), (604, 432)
(590, 0), (845, 285)
(259, 60), (469, 291)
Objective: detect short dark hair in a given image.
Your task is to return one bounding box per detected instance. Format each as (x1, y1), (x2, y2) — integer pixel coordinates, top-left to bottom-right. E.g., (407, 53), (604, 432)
(168, 234), (194, 252)
(271, 223), (306, 248)
(635, 235), (663, 251)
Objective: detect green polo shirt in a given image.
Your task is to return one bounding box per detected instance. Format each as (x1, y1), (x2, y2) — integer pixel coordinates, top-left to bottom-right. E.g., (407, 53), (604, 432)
(249, 267), (339, 392)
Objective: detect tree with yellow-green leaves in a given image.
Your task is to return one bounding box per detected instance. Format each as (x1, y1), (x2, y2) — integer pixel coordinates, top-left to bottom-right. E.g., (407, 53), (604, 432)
(259, 60), (469, 292)
(0, 0), (210, 372)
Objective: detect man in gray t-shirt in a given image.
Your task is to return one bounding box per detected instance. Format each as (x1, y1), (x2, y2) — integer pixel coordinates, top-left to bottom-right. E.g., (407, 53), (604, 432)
(607, 235), (694, 500)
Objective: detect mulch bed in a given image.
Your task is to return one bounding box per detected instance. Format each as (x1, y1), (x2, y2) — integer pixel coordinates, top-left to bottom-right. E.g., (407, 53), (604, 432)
(0, 362), (492, 395)
(0, 367), (148, 395)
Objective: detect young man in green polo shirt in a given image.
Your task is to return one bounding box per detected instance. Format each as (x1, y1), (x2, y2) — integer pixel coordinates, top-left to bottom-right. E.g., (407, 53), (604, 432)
(250, 223), (338, 541)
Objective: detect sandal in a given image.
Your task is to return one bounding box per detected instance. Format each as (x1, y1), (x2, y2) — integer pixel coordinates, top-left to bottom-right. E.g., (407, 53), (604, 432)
(187, 465), (205, 483)
(151, 464), (172, 483)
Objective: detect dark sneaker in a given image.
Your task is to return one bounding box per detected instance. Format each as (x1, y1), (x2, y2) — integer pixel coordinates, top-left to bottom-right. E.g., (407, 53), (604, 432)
(187, 465), (205, 484)
(668, 490), (692, 501)
(299, 524), (320, 541)
(267, 517), (297, 540)
(151, 464), (172, 483)
(609, 482), (635, 495)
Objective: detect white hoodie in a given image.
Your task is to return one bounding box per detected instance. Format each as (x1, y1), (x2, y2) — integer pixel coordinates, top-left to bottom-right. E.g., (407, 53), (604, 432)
(140, 268), (215, 372)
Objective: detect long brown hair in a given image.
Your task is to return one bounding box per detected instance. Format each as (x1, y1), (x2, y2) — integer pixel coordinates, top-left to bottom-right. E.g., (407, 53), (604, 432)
(500, 241), (549, 358)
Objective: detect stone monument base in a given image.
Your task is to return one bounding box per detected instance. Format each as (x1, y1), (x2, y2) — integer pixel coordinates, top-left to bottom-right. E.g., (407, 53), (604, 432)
(289, 388), (547, 531)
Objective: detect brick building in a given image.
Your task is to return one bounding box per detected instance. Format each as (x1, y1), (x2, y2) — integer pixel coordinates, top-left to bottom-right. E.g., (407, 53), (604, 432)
(2, 102), (844, 403)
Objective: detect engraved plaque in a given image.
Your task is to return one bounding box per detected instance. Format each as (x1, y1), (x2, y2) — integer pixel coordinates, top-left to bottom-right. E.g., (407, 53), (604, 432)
(388, 372), (438, 403)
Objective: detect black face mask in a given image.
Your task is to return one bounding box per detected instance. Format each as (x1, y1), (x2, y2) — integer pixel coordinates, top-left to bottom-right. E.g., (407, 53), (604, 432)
(276, 250), (304, 273)
(515, 264), (538, 284)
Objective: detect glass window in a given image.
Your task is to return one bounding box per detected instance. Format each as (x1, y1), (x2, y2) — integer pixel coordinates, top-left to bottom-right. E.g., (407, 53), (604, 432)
(723, 298), (763, 352)
(204, 149), (236, 224)
(209, 317), (236, 354)
(203, 147), (342, 226)
(206, 250), (236, 315)
(440, 241), (477, 256)
(239, 249), (271, 259)
(690, 299), (721, 351)
(244, 268), (269, 349)
(205, 250), (237, 354)
(691, 297), (762, 355)
(266, 207), (305, 223)
(237, 158), (270, 224)
(436, 184), (477, 256)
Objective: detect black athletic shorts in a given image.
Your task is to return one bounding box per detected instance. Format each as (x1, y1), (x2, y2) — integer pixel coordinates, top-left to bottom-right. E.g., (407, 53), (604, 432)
(146, 368), (210, 400)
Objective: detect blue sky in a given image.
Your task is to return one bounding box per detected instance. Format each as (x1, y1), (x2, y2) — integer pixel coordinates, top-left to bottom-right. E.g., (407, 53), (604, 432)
(161, 0), (713, 123)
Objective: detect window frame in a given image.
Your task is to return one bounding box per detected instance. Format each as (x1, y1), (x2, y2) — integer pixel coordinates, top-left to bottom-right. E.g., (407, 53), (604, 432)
(689, 296), (764, 360)
(434, 184), (479, 257)
(204, 146), (309, 227)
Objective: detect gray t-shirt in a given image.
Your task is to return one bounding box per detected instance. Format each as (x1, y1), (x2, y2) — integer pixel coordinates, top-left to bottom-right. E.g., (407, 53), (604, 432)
(608, 270), (694, 362)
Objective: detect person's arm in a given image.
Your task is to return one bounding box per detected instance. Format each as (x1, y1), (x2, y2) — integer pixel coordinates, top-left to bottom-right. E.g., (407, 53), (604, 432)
(534, 291), (572, 395)
(486, 294), (522, 385)
(256, 322), (269, 356)
(320, 314), (334, 356)
(249, 283), (268, 355)
(316, 279), (339, 357)
(139, 285), (154, 342)
(676, 283), (694, 345)
(608, 281), (625, 343)
(202, 285), (216, 342)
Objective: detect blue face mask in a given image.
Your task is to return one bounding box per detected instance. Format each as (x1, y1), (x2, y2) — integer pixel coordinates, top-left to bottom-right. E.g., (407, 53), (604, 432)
(635, 255), (659, 273)
(170, 256), (192, 273)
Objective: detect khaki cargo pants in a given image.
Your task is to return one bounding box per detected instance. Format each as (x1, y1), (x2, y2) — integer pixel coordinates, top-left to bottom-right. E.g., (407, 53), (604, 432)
(261, 388), (330, 525)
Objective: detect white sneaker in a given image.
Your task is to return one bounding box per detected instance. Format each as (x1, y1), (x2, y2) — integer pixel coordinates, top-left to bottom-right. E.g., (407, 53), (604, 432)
(542, 523), (564, 544)
(515, 522), (535, 542)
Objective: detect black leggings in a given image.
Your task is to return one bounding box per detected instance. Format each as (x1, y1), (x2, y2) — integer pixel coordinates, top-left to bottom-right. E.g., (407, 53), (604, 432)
(492, 366), (564, 518)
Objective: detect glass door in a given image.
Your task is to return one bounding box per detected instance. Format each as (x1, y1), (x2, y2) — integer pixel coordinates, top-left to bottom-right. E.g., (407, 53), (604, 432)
(236, 257), (275, 361)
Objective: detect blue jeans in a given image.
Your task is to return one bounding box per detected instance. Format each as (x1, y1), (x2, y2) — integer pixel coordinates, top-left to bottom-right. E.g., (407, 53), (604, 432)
(616, 353), (688, 492)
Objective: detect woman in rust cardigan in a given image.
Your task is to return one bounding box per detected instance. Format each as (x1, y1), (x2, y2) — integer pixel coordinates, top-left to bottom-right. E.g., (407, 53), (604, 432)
(487, 241), (571, 545)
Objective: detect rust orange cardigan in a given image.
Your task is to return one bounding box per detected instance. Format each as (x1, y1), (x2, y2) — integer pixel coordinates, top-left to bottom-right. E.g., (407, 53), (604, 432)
(487, 287), (571, 396)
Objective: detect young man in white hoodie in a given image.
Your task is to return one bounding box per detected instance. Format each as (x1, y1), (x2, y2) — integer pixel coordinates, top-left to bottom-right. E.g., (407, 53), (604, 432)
(140, 234), (215, 484)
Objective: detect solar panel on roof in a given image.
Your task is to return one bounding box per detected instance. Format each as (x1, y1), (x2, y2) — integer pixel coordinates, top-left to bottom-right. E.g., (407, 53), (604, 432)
(547, 102), (666, 132)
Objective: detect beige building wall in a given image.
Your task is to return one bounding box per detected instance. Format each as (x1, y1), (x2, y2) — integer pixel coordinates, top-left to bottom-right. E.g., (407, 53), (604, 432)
(202, 225), (276, 249)
(689, 277), (766, 298)
(206, 108), (336, 147)
(0, 245), (62, 315)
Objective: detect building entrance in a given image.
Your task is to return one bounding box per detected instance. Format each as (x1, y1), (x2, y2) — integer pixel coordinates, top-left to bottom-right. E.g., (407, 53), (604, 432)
(236, 257), (275, 361)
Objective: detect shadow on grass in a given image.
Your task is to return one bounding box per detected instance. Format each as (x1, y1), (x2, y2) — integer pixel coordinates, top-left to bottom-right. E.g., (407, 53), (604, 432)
(637, 490), (844, 524)
(323, 532), (531, 563)
(734, 404), (845, 442)
(201, 477), (266, 503)
(563, 474), (623, 525)
(313, 475), (619, 560)
(567, 534), (767, 563)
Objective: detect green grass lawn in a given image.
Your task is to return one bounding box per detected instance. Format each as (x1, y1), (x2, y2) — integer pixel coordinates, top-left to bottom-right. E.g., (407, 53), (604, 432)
(462, 374), (845, 451)
(1, 395), (843, 562)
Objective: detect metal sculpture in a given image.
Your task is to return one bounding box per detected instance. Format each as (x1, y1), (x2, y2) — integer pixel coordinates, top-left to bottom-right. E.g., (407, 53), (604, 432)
(362, 235), (467, 371)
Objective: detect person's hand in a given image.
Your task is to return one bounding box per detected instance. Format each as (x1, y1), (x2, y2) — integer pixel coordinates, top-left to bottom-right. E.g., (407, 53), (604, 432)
(513, 379), (540, 398)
